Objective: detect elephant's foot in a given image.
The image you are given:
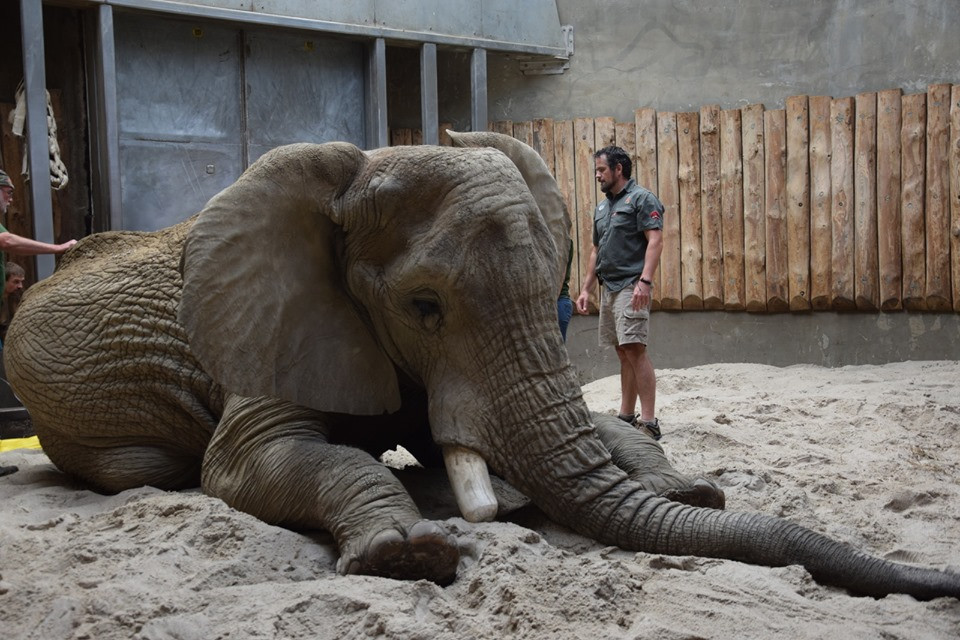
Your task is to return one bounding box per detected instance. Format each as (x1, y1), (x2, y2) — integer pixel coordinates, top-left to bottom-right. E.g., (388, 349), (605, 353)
(336, 520), (459, 585)
(660, 478), (725, 510)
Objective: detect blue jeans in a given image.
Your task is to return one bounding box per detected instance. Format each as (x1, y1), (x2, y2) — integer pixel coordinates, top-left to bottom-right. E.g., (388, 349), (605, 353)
(557, 296), (573, 341)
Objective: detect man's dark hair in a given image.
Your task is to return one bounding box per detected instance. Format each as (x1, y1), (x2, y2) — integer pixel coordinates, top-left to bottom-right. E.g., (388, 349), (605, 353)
(594, 146), (632, 180)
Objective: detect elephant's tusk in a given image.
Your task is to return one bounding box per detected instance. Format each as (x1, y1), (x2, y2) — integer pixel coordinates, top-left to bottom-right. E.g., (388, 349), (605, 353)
(442, 446), (498, 523)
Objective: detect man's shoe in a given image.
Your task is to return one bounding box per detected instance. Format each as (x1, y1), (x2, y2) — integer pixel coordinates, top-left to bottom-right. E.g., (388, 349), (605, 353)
(638, 418), (662, 441)
(617, 414), (662, 441)
(0, 464), (19, 477)
(617, 413), (638, 426)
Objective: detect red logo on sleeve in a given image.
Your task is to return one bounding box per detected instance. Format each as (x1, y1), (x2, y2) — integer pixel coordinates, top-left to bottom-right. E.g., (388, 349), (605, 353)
(650, 210), (661, 220)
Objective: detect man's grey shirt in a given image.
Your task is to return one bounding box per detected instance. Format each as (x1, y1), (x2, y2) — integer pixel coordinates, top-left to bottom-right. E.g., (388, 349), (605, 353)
(592, 178), (665, 293)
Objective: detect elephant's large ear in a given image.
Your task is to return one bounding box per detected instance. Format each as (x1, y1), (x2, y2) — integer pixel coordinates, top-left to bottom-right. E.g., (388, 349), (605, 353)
(179, 142), (401, 415)
(447, 130), (572, 292)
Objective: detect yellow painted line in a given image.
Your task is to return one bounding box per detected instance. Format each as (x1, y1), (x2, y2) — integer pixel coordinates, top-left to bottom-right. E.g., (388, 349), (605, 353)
(0, 436), (42, 452)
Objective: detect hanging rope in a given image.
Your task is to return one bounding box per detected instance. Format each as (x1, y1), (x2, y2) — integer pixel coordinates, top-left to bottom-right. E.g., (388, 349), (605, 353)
(9, 80), (69, 190)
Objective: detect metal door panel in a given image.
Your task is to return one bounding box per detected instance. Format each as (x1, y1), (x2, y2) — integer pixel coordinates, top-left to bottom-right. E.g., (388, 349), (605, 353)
(115, 14), (243, 141)
(115, 13), (244, 230)
(119, 140), (243, 231)
(113, 12), (366, 231)
(245, 30), (366, 160)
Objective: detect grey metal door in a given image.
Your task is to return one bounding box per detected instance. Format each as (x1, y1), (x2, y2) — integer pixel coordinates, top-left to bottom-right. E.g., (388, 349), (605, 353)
(114, 13), (366, 231)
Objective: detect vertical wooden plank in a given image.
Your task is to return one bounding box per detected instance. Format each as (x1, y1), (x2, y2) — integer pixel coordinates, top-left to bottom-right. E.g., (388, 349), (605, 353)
(635, 108), (661, 307)
(657, 112), (682, 310)
(553, 120), (579, 303)
(594, 117), (616, 208)
(390, 128), (413, 146)
(854, 92), (879, 311)
(809, 96), (833, 310)
(532, 118), (555, 175)
(438, 123), (453, 146)
(786, 96), (811, 311)
(925, 83), (952, 310)
(830, 97), (856, 310)
(764, 109), (789, 312)
(677, 111), (703, 309)
(574, 118), (598, 312)
(877, 89), (903, 311)
(700, 104), (723, 309)
(742, 104), (766, 312)
(614, 121), (636, 162)
(45, 91), (66, 245)
(412, 129), (423, 146)
(720, 108), (745, 310)
(490, 120), (513, 135)
(615, 121), (637, 224)
(901, 93), (927, 310)
(513, 120), (534, 147)
(951, 86), (960, 311)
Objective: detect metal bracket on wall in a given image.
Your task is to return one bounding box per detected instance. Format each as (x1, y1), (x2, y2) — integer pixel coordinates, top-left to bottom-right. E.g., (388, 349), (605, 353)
(516, 25), (573, 76)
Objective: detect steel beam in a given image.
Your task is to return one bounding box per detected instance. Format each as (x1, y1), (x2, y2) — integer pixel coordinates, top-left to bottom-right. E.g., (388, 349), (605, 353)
(85, 4), (123, 231)
(19, 0), (56, 278)
(471, 48), (488, 132)
(420, 43), (438, 145)
(101, 0), (569, 58)
(365, 38), (388, 149)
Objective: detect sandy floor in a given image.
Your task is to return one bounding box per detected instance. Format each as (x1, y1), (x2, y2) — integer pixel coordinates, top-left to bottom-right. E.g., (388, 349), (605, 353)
(1, 361), (959, 639)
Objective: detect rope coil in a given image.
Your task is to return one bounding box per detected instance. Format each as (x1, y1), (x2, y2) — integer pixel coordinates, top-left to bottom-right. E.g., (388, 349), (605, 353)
(9, 80), (69, 191)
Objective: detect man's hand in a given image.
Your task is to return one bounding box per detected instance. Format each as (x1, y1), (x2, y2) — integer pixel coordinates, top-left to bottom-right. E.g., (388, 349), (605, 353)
(575, 289), (590, 314)
(632, 280), (651, 311)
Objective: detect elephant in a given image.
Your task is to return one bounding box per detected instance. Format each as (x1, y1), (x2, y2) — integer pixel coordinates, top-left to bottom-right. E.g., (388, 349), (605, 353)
(4, 131), (958, 600)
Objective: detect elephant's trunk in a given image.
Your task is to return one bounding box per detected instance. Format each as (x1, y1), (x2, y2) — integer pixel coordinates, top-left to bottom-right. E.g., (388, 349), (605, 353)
(469, 362), (960, 600)
(572, 483), (960, 600)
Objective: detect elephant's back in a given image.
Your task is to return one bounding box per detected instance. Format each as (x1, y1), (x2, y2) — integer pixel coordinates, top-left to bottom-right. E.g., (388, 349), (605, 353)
(4, 216), (222, 458)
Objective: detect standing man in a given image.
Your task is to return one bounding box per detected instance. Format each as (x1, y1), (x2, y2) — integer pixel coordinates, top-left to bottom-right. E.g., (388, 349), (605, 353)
(575, 146), (664, 440)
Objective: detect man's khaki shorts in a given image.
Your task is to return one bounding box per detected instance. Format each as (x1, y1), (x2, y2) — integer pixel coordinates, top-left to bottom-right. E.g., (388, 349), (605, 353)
(598, 286), (651, 347)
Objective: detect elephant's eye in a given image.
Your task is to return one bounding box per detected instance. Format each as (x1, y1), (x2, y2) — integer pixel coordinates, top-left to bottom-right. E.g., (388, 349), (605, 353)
(413, 298), (441, 317)
(411, 296), (442, 332)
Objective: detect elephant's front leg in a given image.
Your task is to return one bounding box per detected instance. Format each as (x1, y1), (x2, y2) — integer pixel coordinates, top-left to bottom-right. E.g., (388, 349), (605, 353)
(202, 394), (459, 584)
(593, 413), (726, 509)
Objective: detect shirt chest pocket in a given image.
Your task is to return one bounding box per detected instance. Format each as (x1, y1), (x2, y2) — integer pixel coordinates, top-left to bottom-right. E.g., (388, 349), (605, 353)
(610, 210), (638, 233)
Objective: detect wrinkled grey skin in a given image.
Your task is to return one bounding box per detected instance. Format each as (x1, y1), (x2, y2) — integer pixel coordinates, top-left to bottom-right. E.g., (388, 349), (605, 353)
(5, 133), (958, 599)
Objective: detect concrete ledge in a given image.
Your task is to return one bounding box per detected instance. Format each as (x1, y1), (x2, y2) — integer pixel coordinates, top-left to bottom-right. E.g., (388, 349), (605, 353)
(566, 312), (960, 384)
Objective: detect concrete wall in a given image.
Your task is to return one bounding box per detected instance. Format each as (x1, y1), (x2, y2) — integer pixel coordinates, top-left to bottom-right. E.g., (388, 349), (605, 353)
(486, 0), (960, 121)
(567, 312), (960, 383)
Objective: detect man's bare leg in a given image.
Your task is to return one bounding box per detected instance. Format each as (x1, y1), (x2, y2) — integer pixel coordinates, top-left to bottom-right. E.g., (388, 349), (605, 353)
(617, 343), (656, 422)
(618, 349), (639, 417)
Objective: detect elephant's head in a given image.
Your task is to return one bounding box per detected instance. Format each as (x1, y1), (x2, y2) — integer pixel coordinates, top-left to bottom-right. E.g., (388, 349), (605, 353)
(179, 132), (584, 523)
(179, 135), (960, 600)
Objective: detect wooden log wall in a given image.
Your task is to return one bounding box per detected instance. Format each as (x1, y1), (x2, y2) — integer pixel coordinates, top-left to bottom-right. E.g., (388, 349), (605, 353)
(389, 82), (960, 313)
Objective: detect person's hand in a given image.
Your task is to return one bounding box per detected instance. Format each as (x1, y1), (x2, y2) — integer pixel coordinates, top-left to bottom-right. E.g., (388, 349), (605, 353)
(58, 239), (78, 253)
(575, 290), (590, 314)
(632, 280), (651, 311)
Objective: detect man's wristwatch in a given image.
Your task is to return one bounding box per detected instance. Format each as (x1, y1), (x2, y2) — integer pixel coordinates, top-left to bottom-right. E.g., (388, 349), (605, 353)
(638, 277), (652, 286)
